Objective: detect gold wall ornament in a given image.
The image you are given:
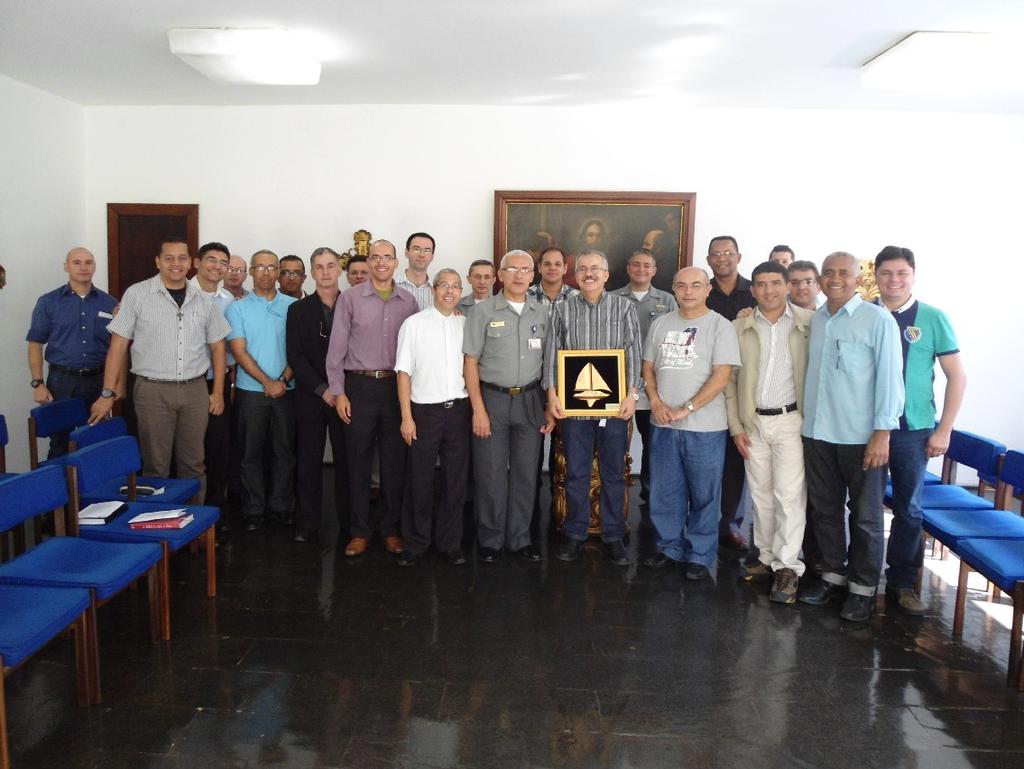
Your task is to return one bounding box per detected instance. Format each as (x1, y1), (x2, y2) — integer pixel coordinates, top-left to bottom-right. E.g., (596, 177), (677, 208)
(340, 229), (373, 270)
(857, 258), (880, 301)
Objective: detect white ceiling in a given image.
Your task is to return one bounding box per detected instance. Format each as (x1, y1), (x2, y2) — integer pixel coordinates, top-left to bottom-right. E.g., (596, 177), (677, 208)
(2, 0), (1023, 111)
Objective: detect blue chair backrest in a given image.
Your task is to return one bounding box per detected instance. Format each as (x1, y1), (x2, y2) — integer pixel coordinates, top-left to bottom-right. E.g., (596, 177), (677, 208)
(0, 414), (8, 447)
(64, 436), (142, 495)
(0, 464), (68, 533)
(68, 417), (128, 450)
(948, 430), (1006, 478)
(1000, 450), (1024, 492)
(30, 399), (89, 438)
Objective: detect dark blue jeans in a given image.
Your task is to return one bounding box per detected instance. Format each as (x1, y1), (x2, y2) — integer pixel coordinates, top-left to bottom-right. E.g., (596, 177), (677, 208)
(45, 368), (103, 458)
(561, 417), (628, 543)
(885, 428), (932, 589)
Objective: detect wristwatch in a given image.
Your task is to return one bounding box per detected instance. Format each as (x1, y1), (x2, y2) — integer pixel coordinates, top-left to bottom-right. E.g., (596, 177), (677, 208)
(630, 392), (640, 401)
(100, 388), (115, 398)
(685, 400), (695, 412)
(278, 374), (289, 383)
(30, 378), (44, 388)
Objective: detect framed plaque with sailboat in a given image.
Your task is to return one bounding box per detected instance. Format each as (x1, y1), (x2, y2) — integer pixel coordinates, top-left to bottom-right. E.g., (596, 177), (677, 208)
(556, 349), (627, 418)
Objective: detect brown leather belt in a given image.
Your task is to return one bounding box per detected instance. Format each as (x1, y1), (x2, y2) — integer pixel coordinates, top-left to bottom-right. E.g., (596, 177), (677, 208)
(346, 369), (397, 379)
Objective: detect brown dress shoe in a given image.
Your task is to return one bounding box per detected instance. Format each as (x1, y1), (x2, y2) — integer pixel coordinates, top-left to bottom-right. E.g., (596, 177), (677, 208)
(344, 537), (368, 557)
(384, 536), (404, 554)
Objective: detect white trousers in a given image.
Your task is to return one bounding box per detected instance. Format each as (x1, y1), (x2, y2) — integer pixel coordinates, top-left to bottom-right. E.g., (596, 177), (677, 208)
(744, 410), (807, 575)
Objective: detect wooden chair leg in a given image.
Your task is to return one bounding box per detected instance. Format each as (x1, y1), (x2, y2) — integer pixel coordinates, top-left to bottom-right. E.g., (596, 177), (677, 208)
(73, 614), (91, 707)
(1, 656), (9, 769)
(954, 559), (970, 637)
(146, 566), (162, 644)
(205, 527), (217, 598)
(85, 596), (101, 705)
(993, 585), (1002, 601)
(1010, 582), (1024, 688)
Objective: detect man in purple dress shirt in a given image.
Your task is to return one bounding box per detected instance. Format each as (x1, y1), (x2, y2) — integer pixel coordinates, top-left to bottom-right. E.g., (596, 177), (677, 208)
(326, 239), (418, 558)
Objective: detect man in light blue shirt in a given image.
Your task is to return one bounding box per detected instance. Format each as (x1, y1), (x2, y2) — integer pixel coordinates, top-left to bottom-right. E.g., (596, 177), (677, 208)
(226, 250), (298, 531)
(799, 251), (904, 622)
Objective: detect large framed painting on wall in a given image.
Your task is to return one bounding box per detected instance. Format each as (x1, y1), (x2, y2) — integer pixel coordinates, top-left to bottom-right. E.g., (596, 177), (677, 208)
(494, 190), (696, 292)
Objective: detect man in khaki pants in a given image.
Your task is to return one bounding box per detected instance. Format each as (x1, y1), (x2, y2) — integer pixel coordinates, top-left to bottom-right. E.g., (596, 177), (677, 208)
(725, 261), (813, 604)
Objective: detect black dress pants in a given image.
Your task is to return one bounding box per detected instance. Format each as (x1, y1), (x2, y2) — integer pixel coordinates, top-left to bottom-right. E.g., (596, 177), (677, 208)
(295, 389), (350, 537)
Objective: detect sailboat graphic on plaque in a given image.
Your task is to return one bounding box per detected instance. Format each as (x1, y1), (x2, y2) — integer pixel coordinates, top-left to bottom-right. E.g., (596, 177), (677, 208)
(556, 348), (627, 417)
(574, 363), (612, 408)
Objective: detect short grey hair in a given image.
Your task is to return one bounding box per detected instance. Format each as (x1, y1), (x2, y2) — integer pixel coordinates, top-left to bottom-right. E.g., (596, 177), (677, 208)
(822, 251), (860, 273)
(434, 267), (461, 285)
(576, 249), (609, 270)
(250, 249), (278, 266)
(500, 249), (533, 269)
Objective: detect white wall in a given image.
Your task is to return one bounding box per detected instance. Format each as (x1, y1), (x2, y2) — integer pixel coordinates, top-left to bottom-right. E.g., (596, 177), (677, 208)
(76, 103), (1024, 460)
(0, 75), (85, 471)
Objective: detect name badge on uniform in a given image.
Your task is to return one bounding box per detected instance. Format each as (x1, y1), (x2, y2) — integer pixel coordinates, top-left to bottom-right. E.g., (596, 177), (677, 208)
(528, 338), (542, 350)
(489, 320), (506, 328)
(98, 311), (113, 319)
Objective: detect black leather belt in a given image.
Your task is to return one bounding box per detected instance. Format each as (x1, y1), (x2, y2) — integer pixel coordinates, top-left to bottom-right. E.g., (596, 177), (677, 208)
(755, 402), (798, 416)
(421, 398), (468, 409)
(346, 369), (397, 379)
(481, 380), (540, 396)
(49, 363), (102, 377)
(139, 374), (206, 384)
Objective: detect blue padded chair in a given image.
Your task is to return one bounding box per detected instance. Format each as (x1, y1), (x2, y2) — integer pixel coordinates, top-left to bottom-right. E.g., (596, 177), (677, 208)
(892, 430), (1007, 511)
(27, 399), (89, 469)
(0, 414), (11, 479)
(0, 465), (164, 704)
(65, 437), (220, 638)
(68, 432), (200, 506)
(1, 584), (96, 768)
(67, 416), (128, 452)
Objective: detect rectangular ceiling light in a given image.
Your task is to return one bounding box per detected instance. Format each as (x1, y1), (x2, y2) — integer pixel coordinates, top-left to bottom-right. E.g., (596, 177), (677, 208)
(862, 31), (1023, 93)
(168, 28), (321, 85)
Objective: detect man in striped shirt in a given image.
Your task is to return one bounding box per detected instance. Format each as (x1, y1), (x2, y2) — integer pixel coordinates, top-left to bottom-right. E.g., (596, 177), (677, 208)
(545, 250), (642, 565)
(396, 232), (436, 311)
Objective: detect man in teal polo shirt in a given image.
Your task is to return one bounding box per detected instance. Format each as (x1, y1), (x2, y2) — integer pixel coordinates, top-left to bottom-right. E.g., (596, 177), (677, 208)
(874, 245), (966, 614)
(226, 249), (298, 531)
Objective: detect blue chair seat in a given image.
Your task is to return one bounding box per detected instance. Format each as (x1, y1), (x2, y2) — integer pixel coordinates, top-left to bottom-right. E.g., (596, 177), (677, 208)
(919, 484), (994, 511)
(0, 472), (15, 482)
(957, 538), (1024, 594)
(78, 502), (219, 553)
(923, 471), (942, 485)
(0, 584), (91, 667)
(0, 537), (162, 601)
(79, 475), (201, 506)
(923, 508), (1024, 552)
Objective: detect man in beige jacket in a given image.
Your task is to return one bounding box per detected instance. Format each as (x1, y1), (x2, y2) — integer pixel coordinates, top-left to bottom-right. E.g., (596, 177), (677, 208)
(725, 261), (813, 603)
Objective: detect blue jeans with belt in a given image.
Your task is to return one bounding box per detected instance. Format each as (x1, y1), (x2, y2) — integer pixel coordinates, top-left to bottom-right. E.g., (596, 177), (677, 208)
(561, 417), (629, 543)
(884, 428), (932, 590)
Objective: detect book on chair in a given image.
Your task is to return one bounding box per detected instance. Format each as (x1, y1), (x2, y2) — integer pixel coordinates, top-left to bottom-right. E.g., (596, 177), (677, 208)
(127, 509), (193, 530)
(78, 501), (128, 525)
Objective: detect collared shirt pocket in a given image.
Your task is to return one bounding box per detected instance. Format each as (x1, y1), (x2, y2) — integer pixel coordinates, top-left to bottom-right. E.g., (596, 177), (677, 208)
(836, 339), (871, 374)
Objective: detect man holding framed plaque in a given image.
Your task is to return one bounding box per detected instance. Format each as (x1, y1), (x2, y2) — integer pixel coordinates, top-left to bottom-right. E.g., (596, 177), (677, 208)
(544, 250), (642, 566)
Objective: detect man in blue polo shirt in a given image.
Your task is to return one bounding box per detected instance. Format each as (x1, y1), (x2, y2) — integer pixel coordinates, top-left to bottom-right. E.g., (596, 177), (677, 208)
(226, 249), (297, 531)
(875, 245), (966, 614)
(799, 251), (904, 622)
(27, 247), (117, 457)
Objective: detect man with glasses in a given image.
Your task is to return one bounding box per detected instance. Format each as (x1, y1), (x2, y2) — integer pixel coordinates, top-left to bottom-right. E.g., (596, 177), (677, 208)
(705, 236), (757, 553)
(287, 247), (350, 543)
(395, 269), (472, 567)
(463, 249), (551, 563)
(327, 239), (418, 557)
(278, 255), (307, 299)
(88, 236), (230, 504)
(787, 260), (825, 310)
(224, 254), (249, 299)
(642, 267), (740, 580)
(226, 250), (298, 532)
(611, 248), (677, 508)
(397, 232), (436, 311)
(189, 242), (236, 511)
(546, 250), (642, 566)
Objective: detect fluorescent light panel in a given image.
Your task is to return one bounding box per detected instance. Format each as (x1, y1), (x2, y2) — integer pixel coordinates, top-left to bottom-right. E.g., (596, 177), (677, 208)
(862, 31), (1024, 93)
(168, 28), (321, 85)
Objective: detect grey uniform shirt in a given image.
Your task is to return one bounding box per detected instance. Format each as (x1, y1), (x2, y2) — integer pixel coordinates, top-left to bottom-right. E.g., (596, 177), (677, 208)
(644, 310), (740, 432)
(463, 292), (547, 388)
(611, 284), (677, 409)
(108, 275), (231, 381)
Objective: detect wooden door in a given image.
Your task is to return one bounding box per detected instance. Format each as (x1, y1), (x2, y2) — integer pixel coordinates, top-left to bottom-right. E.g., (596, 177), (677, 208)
(106, 203), (199, 298)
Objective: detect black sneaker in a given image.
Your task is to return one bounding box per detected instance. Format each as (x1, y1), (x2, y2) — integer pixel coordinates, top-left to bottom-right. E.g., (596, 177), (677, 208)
(556, 537), (583, 562)
(477, 546), (501, 564)
(799, 579), (845, 605)
(516, 544), (542, 562)
(642, 552), (673, 569)
(684, 563), (710, 581)
(442, 549), (467, 565)
(605, 540), (629, 566)
(840, 593), (875, 622)
(397, 550), (420, 568)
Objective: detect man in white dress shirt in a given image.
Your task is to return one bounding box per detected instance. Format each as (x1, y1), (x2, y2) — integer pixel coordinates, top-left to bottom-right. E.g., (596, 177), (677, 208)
(394, 268), (472, 566)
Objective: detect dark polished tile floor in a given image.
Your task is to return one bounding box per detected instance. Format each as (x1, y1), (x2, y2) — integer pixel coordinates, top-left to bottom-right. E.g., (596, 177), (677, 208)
(5, 481), (1023, 768)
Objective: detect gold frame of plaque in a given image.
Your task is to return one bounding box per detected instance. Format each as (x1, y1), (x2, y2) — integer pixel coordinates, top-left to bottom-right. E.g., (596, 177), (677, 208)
(556, 349), (626, 418)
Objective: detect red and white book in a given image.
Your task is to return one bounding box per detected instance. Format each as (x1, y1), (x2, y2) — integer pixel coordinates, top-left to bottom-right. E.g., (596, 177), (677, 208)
(127, 509), (193, 530)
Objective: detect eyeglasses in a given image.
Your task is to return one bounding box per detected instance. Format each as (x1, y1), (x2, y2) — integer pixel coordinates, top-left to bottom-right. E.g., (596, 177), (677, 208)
(252, 265), (279, 273)
(408, 246), (434, 255)
(575, 266), (608, 275)
(368, 254), (397, 263)
(435, 281), (462, 291)
(673, 282), (708, 291)
(708, 250), (737, 258)
(226, 267), (246, 275)
(280, 270), (305, 279)
(789, 278), (816, 287)
(500, 266), (534, 275)
(202, 255), (230, 268)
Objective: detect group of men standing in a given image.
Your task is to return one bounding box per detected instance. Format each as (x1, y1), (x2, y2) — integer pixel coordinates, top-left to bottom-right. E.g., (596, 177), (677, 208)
(27, 232), (965, 622)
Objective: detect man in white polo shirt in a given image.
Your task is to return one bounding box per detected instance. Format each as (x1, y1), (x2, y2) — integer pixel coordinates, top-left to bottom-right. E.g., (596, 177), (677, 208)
(394, 269), (472, 566)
